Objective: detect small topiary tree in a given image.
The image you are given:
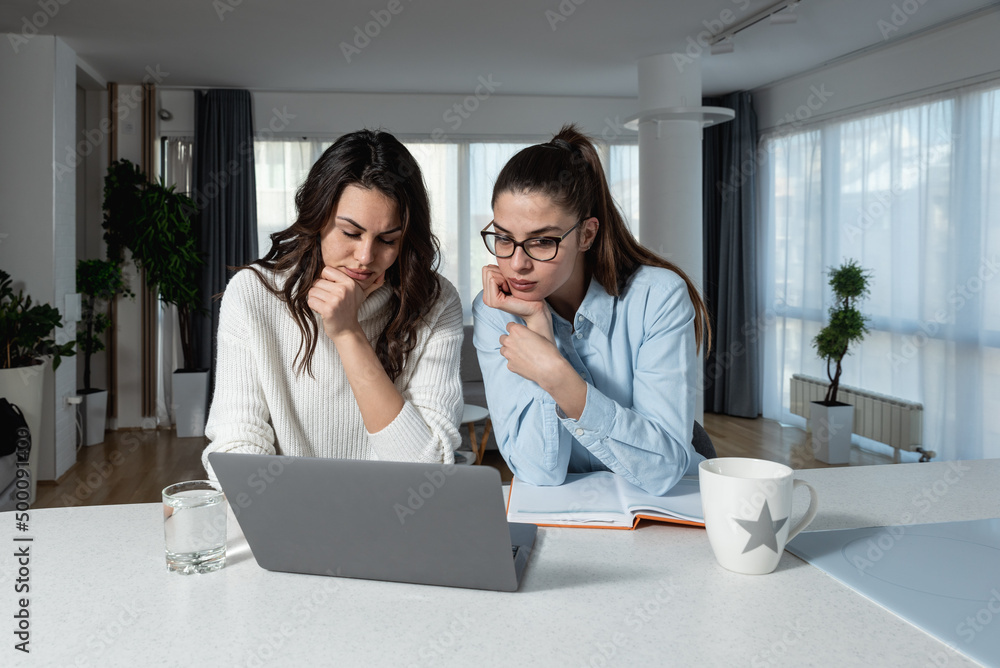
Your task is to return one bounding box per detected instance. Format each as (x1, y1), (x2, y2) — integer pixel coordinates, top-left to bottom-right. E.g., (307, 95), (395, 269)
(812, 260), (872, 403)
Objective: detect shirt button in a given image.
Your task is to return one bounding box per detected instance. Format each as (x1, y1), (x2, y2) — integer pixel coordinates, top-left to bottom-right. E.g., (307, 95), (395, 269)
(575, 332), (583, 339)
(575, 428), (584, 436)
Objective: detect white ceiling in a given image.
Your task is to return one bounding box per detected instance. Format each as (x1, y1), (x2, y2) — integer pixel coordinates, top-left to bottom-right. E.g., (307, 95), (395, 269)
(2, 0), (997, 97)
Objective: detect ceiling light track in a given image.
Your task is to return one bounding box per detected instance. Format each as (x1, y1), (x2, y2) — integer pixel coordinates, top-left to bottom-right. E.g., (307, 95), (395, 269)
(709, 0), (802, 45)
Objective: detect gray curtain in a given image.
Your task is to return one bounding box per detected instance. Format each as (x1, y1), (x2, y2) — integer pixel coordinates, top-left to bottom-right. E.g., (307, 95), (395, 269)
(702, 91), (760, 417)
(192, 89), (258, 392)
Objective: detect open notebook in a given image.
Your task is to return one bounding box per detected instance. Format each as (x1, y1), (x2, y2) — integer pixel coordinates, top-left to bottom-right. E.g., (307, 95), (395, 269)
(506, 471), (704, 529)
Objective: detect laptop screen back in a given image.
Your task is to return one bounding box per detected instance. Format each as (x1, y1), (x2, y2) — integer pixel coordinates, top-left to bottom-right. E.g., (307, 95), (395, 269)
(209, 452), (528, 591)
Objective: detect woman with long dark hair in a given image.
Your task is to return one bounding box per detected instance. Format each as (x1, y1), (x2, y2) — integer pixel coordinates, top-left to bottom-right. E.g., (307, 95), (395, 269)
(203, 129), (463, 474)
(473, 125), (711, 495)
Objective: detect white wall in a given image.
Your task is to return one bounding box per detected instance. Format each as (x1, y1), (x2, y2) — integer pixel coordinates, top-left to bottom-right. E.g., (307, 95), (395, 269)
(52, 37), (77, 477)
(0, 35), (78, 480)
(159, 89), (637, 142)
(0, 39), (54, 298)
(111, 85), (147, 430)
(753, 9), (1000, 132)
(77, 89), (109, 392)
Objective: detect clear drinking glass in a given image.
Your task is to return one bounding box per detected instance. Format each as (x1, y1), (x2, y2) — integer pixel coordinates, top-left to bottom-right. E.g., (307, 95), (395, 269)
(162, 480), (227, 574)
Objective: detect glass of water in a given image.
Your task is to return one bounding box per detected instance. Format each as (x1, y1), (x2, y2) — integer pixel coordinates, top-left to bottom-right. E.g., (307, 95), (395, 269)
(162, 480), (227, 574)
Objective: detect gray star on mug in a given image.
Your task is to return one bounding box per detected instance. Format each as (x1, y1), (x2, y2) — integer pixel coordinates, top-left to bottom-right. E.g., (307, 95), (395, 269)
(734, 501), (788, 554)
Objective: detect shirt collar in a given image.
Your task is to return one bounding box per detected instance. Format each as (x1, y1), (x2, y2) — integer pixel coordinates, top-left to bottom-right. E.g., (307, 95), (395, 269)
(551, 277), (612, 336)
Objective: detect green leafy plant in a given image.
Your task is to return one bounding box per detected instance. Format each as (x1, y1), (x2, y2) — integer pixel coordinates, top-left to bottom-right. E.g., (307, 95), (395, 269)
(76, 259), (133, 390)
(812, 259), (872, 403)
(102, 159), (202, 370)
(102, 159), (147, 265)
(0, 270), (75, 370)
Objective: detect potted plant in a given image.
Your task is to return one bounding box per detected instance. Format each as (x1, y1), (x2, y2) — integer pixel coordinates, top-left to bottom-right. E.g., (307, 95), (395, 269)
(810, 259), (872, 464)
(0, 269), (76, 500)
(134, 177), (207, 438)
(76, 259), (133, 445)
(102, 159), (206, 437)
(102, 158), (147, 266)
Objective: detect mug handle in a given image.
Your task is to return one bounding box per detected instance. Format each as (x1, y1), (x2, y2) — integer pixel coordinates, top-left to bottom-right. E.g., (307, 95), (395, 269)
(786, 479), (819, 542)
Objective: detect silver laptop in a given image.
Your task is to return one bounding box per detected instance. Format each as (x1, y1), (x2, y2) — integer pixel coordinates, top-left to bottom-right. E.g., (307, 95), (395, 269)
(208, 452), (536, 592)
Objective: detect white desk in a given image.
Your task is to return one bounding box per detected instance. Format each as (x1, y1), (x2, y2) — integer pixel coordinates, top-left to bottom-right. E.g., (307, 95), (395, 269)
(3, 460), (999, 667)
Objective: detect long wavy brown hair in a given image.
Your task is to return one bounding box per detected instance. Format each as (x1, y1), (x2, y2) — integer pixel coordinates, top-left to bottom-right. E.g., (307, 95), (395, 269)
(491, 124), (711, 354)
(245, 129), (441, 380)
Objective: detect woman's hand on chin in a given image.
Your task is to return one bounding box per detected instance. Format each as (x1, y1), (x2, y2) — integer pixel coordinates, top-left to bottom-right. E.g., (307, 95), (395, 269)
(308, 267), (385, 342)
(482, 264), (554, 341)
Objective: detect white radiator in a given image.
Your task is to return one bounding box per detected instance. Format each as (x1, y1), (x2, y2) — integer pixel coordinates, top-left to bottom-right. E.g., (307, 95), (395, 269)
(789, 374), (923, 453)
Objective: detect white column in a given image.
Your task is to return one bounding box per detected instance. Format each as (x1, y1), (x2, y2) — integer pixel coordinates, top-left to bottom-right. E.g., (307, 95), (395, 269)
(0, 35), (78, 483)
(636, 54), (706, 297)
(632, 55), (733, 423)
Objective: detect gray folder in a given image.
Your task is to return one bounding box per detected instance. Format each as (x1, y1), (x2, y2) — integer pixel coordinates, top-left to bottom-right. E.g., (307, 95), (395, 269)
(787, 518), (1000, 666)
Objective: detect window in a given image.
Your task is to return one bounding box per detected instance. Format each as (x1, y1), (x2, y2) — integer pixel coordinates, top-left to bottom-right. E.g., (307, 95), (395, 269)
(158, 137), (195, 428)
(760, 82), (1000, 461)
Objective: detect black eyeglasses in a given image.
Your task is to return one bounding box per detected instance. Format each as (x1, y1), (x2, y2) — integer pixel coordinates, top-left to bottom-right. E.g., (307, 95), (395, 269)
(481, 219), (583, 262)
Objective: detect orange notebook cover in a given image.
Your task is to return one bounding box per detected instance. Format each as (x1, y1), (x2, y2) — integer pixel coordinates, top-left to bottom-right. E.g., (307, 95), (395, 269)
(506, 471), (705, 530)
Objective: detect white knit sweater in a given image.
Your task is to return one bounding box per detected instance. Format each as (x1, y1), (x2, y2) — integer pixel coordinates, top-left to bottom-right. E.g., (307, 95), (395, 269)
(201, 268), (464, 477)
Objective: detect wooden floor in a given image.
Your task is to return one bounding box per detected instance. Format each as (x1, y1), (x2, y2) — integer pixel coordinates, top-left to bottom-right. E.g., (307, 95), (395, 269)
(34, 429), (210, 509)
(33, 413), (892, 509)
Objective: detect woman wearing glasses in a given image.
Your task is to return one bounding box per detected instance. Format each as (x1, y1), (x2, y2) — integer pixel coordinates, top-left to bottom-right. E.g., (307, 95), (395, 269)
(473, 125), (710, 495)
(202, 129), (463, 477)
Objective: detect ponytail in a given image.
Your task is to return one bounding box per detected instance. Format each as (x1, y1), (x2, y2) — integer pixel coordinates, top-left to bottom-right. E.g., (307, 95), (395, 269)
(492, 124), (711, 354)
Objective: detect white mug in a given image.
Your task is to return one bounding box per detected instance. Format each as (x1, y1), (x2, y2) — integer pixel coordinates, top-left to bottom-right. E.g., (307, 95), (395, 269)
(698, 458), (819, 575)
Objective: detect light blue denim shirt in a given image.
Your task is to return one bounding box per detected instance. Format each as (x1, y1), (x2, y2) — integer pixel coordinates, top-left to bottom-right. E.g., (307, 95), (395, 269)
(473, 265), (703, 496)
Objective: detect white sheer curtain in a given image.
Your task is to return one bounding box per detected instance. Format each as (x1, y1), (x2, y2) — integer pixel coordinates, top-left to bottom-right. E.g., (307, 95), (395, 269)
(255, 140), (321, 257)
(405, 143), (461, 304)
(158, 138), (194, 428)
(760, 81), (1000, 461)
(607, 143), (640, 237)
(253, 139), (640, 321)
(466, 143), (531, 313)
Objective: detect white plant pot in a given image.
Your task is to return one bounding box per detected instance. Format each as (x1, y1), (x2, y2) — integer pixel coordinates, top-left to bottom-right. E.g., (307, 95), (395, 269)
(0, 362), (46, 503)
(173, 369), (209, 438)
(809, 401), (854, 465)
(79, 389), (108, 446)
